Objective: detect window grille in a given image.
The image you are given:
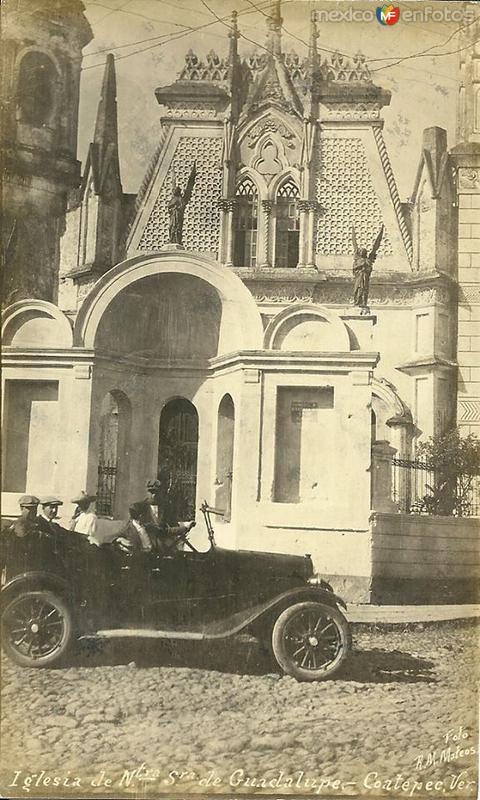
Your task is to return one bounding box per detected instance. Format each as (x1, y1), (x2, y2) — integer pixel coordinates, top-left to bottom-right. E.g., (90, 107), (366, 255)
(234, 178), (258, 267)
(275, 179), (299, 267)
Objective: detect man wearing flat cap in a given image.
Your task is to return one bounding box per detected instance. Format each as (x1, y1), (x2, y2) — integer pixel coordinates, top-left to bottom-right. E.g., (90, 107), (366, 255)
(1, 495), (41, 577)
(36, 496), (65, 537)
(10, 495), (40, 538)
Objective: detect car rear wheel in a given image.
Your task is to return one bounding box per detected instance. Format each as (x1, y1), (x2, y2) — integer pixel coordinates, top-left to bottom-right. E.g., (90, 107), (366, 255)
(271, 601), (350, 681)
(1, 590), (73, 668)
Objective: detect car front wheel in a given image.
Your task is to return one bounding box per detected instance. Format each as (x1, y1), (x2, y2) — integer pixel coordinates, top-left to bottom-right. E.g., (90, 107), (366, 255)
(1, 590), (73, 668)
(271, 601), (350, 681)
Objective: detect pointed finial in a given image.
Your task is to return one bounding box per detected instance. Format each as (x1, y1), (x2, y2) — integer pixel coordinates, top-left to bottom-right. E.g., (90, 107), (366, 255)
(308, 10), (319, 70)
(266, 0), (282, 57)
(228, 10), (239, 64)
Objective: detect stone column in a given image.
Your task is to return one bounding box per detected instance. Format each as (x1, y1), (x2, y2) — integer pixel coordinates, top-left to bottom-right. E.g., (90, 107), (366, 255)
(218, 198), (236, 266)
(297, 200), (310, 268)
(260, 200), (273, 268)
(371, 440), (397, 513)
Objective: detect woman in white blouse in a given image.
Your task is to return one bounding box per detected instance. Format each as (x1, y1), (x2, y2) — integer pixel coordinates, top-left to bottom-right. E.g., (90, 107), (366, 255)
(70, 492), (98, 545)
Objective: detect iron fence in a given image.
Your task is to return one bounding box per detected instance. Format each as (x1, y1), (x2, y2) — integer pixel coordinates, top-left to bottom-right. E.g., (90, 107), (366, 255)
(97, 460), (117, 517)
(392, 457), (480, 517)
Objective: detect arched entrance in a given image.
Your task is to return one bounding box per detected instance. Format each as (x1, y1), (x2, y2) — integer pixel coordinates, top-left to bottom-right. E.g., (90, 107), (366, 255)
(97, 390), (131, 517)
(157, 398), (199, 523)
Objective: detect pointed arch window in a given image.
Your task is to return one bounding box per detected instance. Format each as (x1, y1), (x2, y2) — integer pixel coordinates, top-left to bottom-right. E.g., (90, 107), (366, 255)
(233, 177), (258, 268)
(274, 177), (299, 268)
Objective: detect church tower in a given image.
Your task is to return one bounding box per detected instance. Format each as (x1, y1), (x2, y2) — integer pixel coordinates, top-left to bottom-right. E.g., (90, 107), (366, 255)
(1, 0), (93, 304)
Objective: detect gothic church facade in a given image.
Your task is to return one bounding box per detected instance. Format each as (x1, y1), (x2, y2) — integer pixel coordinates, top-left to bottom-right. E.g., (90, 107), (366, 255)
(2, 1), (479, 599)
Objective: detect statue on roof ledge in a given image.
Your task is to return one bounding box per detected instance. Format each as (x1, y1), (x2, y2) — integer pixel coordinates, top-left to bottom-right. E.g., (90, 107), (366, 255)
(351, 224), (384, 314)
(168, 162), (196, 245)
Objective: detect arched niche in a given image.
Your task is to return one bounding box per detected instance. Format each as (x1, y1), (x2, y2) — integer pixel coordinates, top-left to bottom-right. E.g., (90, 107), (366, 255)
(74, 252), (263, 355)
(215, 394), (235, 521)
(16, 50), (58, 127)
(2, 300), (73, 349)
(264, 304), (351, 352)
(97, 390), (132, 518)
(94, 273), (222, 361)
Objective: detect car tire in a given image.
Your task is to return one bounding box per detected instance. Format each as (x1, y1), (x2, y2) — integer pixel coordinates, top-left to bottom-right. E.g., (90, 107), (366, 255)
(1, 590), (74, 668)
(271, 601), (350, 681)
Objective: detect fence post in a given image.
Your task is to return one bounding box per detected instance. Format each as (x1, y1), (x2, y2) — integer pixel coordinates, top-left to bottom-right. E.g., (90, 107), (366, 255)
(371, 441), (397, 513)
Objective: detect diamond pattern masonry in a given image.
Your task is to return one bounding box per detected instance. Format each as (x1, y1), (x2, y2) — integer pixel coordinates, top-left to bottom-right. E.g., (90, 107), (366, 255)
(139, 136), (223, 253)
(315, 138), (393, 256)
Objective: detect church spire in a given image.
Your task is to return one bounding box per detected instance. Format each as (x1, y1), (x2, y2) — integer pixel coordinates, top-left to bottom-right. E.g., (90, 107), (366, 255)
(94, 53), (119, 167)
(266, 0), (283, 57)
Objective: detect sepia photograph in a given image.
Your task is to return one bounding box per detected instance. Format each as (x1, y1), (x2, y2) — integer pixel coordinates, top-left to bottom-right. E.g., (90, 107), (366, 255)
(1, 0), (479, 797)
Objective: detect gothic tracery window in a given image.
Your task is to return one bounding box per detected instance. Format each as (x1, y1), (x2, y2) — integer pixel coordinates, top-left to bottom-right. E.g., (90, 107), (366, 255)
(274, 177), (299, 268)
(17, 52), (57, 127)
(233, 176), (258, 268)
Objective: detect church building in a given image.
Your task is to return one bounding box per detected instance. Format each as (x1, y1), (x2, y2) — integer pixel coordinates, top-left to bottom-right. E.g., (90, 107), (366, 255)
(2, 0), (479, 600)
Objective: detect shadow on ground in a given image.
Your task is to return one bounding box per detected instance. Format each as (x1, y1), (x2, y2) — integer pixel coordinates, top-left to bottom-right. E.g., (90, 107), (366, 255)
(70, 638), (436, 684)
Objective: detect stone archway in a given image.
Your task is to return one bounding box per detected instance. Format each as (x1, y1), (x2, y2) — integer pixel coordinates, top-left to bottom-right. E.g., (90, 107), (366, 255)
(74, 251), (263, 354)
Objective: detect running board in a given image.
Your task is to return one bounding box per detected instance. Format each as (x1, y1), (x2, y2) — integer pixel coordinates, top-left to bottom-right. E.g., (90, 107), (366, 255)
(79, 629), (257, 643)
(84, 629), (205, 641)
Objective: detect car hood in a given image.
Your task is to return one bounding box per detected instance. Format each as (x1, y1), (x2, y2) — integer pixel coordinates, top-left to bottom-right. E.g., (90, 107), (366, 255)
(212, 546), (314, 584)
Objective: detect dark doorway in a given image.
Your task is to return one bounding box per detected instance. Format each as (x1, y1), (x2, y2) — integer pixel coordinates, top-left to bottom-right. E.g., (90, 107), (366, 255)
(158, 398), (199, 523)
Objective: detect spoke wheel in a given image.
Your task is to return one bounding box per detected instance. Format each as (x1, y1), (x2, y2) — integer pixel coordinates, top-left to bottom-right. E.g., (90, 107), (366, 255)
(272, 601), (350, 681)
(2, 590), (73, 667)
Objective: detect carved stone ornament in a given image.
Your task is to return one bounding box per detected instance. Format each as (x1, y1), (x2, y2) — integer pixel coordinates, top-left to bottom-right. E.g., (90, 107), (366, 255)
(244, 280), (452, 307)
(246, 119), (296, 149)
(321, 103), (381, 120)
(248, 283), (314, 303)
(217, 198), (237, 212)
(459, 285), (480, 305)
(162, 104), (218, 119)
(458, 167), (480, 193)
(179, 49), (229, 82)
(458, 399), (480, 423)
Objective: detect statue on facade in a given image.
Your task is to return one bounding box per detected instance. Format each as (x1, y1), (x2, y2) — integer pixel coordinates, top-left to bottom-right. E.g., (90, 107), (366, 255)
(351, 225), (384, 314)
(168, 162), (197, 245)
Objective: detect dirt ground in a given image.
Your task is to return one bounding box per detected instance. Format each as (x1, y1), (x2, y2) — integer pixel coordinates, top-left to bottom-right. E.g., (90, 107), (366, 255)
(0, 620), (478, 799)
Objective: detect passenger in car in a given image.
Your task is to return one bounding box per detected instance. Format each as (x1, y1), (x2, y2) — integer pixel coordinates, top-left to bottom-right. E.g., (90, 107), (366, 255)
(37, 497), (65, 536)
(70, 492), (99, 545)
(5, 495), (40, 538)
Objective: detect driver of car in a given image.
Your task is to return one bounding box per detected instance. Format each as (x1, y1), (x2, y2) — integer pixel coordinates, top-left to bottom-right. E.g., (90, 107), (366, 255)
(116, 502), (195, 555)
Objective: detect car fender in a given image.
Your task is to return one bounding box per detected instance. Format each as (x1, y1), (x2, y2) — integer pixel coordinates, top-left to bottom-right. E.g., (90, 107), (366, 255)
(1, 571), (72, 609)
(202, 585), (348, 639)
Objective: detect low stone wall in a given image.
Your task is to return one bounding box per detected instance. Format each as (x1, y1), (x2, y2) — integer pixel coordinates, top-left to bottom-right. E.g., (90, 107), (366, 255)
(370, 512), (480, 604)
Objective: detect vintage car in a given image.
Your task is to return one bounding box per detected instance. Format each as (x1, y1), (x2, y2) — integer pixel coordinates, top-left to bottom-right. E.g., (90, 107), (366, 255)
(0, 503), (351, 681)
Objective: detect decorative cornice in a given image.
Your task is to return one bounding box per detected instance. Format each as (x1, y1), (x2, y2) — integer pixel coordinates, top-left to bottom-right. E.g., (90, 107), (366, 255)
(396, 356), (457, 375)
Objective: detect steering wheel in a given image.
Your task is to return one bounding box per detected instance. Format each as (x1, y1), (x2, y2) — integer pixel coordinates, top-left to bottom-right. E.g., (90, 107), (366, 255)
(174, 524), (198, 553)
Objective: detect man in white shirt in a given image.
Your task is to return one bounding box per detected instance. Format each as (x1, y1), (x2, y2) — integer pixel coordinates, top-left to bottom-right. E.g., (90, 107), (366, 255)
(70, 492), (98, 545)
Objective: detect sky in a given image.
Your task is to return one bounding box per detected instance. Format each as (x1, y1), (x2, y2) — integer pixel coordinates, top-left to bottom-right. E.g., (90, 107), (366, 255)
(78, 0), (478, 198)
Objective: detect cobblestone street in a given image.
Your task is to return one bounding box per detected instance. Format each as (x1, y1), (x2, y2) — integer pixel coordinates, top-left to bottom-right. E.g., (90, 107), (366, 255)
(1, 620), (478, 799)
